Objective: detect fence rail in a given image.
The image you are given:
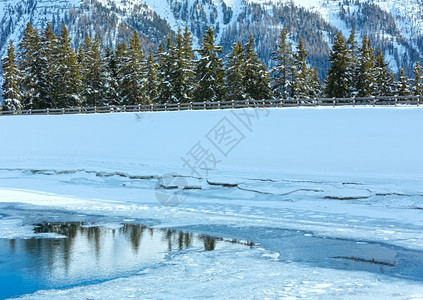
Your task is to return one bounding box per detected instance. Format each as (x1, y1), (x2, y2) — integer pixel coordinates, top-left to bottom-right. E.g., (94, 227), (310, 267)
(0, 95), (422, 116)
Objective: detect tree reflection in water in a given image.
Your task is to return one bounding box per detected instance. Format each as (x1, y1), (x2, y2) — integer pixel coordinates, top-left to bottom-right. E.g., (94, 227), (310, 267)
(0, 222), (254, 300)
(31, 222), (222, 271)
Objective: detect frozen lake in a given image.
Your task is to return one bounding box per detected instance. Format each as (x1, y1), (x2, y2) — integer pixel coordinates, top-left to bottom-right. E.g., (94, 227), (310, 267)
(1, 217), (423, 299)
(0, 222), (248, 299)
(0, 164), (423, 298)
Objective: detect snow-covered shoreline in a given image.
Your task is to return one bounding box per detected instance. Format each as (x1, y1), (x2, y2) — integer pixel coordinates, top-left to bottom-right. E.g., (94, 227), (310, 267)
(1, 107), (423, 179)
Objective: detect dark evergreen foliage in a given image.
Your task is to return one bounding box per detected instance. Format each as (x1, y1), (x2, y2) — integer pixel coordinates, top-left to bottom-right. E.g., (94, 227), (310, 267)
(2, 22), (422, 111)
(194, 26), (225, 102)
(324, 32), (349, 98)
(2, 41), (22, 111)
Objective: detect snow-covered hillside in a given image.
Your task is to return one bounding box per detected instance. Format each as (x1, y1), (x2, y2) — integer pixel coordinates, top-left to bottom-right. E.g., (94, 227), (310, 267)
(0, 0), (422, 77)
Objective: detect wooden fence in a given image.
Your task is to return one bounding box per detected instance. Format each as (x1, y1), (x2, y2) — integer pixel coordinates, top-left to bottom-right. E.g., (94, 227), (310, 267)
(0, 95), (421, 116)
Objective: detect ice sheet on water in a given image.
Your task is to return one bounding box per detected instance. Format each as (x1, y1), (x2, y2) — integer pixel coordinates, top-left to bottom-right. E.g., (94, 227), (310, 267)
(0, 218), (65, 239)
(19, 246), (423, 300)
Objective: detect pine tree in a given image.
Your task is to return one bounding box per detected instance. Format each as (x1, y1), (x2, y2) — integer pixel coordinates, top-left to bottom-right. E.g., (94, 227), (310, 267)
(157, 37), (174, 104)
(324, 32), (349, 98)
(81, 34), (108, 107)
(346, 27), (358, 96)
(181, 27), (195, 102)
(226, 41), (246, 100)
(54, 25), (81, 108)
(104, 46), (119, 105)
(398, 66), (411, 96)
(18, 22), (42, 109)
(374, 48), (394, 96)
(2, 41), (22, 111)
(172, 28), (195, 103)
(291, 38), (309, 99)
(194, 26), (226, 102)
(272, 27), (294, 99)
(145, 51), (159, 104)
(118, 32), (146, 105)
(113, 42), (128, 104)
(38, 23), (58, 108)
(307, 67), (321, 98)
(243, 35), (272, 100)
(412, 61), (423, 96)
(356, 35), (376, 97)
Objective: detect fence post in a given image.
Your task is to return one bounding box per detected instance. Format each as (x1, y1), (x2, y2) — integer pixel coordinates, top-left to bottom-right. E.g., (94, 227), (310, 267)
(46, 108), (49, 115)
(373, 97), (376, 107)
(218, 101), (221, 109)
(189, 102), (193, 110)
(123, 105), (126, 112)
(418, 95), (421, 106)
(138, 104), (141, 112)
(352, 97), (355, 107)
(178, 103), (181, 111)
(29, 109), (32, 115)
(394, 95), (398, 106)
(333, 98), (336, 108)
(232, 100), (235, 109)
(203, 101), (206, 110)
(94, 106), (97, 113)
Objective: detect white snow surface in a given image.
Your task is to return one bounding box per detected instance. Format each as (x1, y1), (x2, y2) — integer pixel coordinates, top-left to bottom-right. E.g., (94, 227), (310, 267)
(1, 107), (422, 178)
(1, 107), (423, 299)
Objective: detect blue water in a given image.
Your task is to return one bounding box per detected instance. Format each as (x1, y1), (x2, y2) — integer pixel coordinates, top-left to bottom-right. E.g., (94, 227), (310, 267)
(178, 224), (423, 281)
(0, 223), (223, 299)
(2, 222), (423, 299)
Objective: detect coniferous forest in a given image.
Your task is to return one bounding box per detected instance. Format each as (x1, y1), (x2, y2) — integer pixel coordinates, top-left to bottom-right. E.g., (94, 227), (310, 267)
(2, 22), (423, 111)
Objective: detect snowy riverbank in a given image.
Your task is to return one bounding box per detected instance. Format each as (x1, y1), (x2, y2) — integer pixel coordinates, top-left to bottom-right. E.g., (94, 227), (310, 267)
(1, 106), (422, 179)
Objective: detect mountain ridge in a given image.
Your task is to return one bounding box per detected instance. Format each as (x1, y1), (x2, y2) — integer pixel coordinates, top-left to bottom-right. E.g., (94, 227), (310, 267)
(0, 0), (422, 79)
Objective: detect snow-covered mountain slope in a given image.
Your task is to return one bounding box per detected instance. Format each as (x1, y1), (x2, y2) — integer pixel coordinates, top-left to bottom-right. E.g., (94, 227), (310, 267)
(0, 0), (422, 77)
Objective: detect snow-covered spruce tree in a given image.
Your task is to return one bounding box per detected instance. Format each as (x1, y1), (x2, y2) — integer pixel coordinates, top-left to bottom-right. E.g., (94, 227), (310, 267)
(54, 25), (81, 108)
(181, 27), (195, 102)
(113, 42), (128, 105)
(38, 23), (58, 108)
(145, 51), (159, 104)
(291, 38), (309, 99)
(307, 67), (321, 99)
(104, 46), (119, 105)
(194, 26), (225, 102)
(172, 27), (195, 103)
(413, 61), (423, 96)
(272, 27), (294, 99)
(2, 40), (22, 111)
(356, 35), (376, 97)
(18, 22), (42, 109)
(156, 37), (174, 104)
(346, 27), (358, 97)
(226, 41), (246, 100)
(118, 32), (146, 105)
(374, 47), (395, 96)
(243, 35), (272, 100)
(397, 66), (411, 96)
(324, 32), (349, 98)
(81, 34), (108, 107)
